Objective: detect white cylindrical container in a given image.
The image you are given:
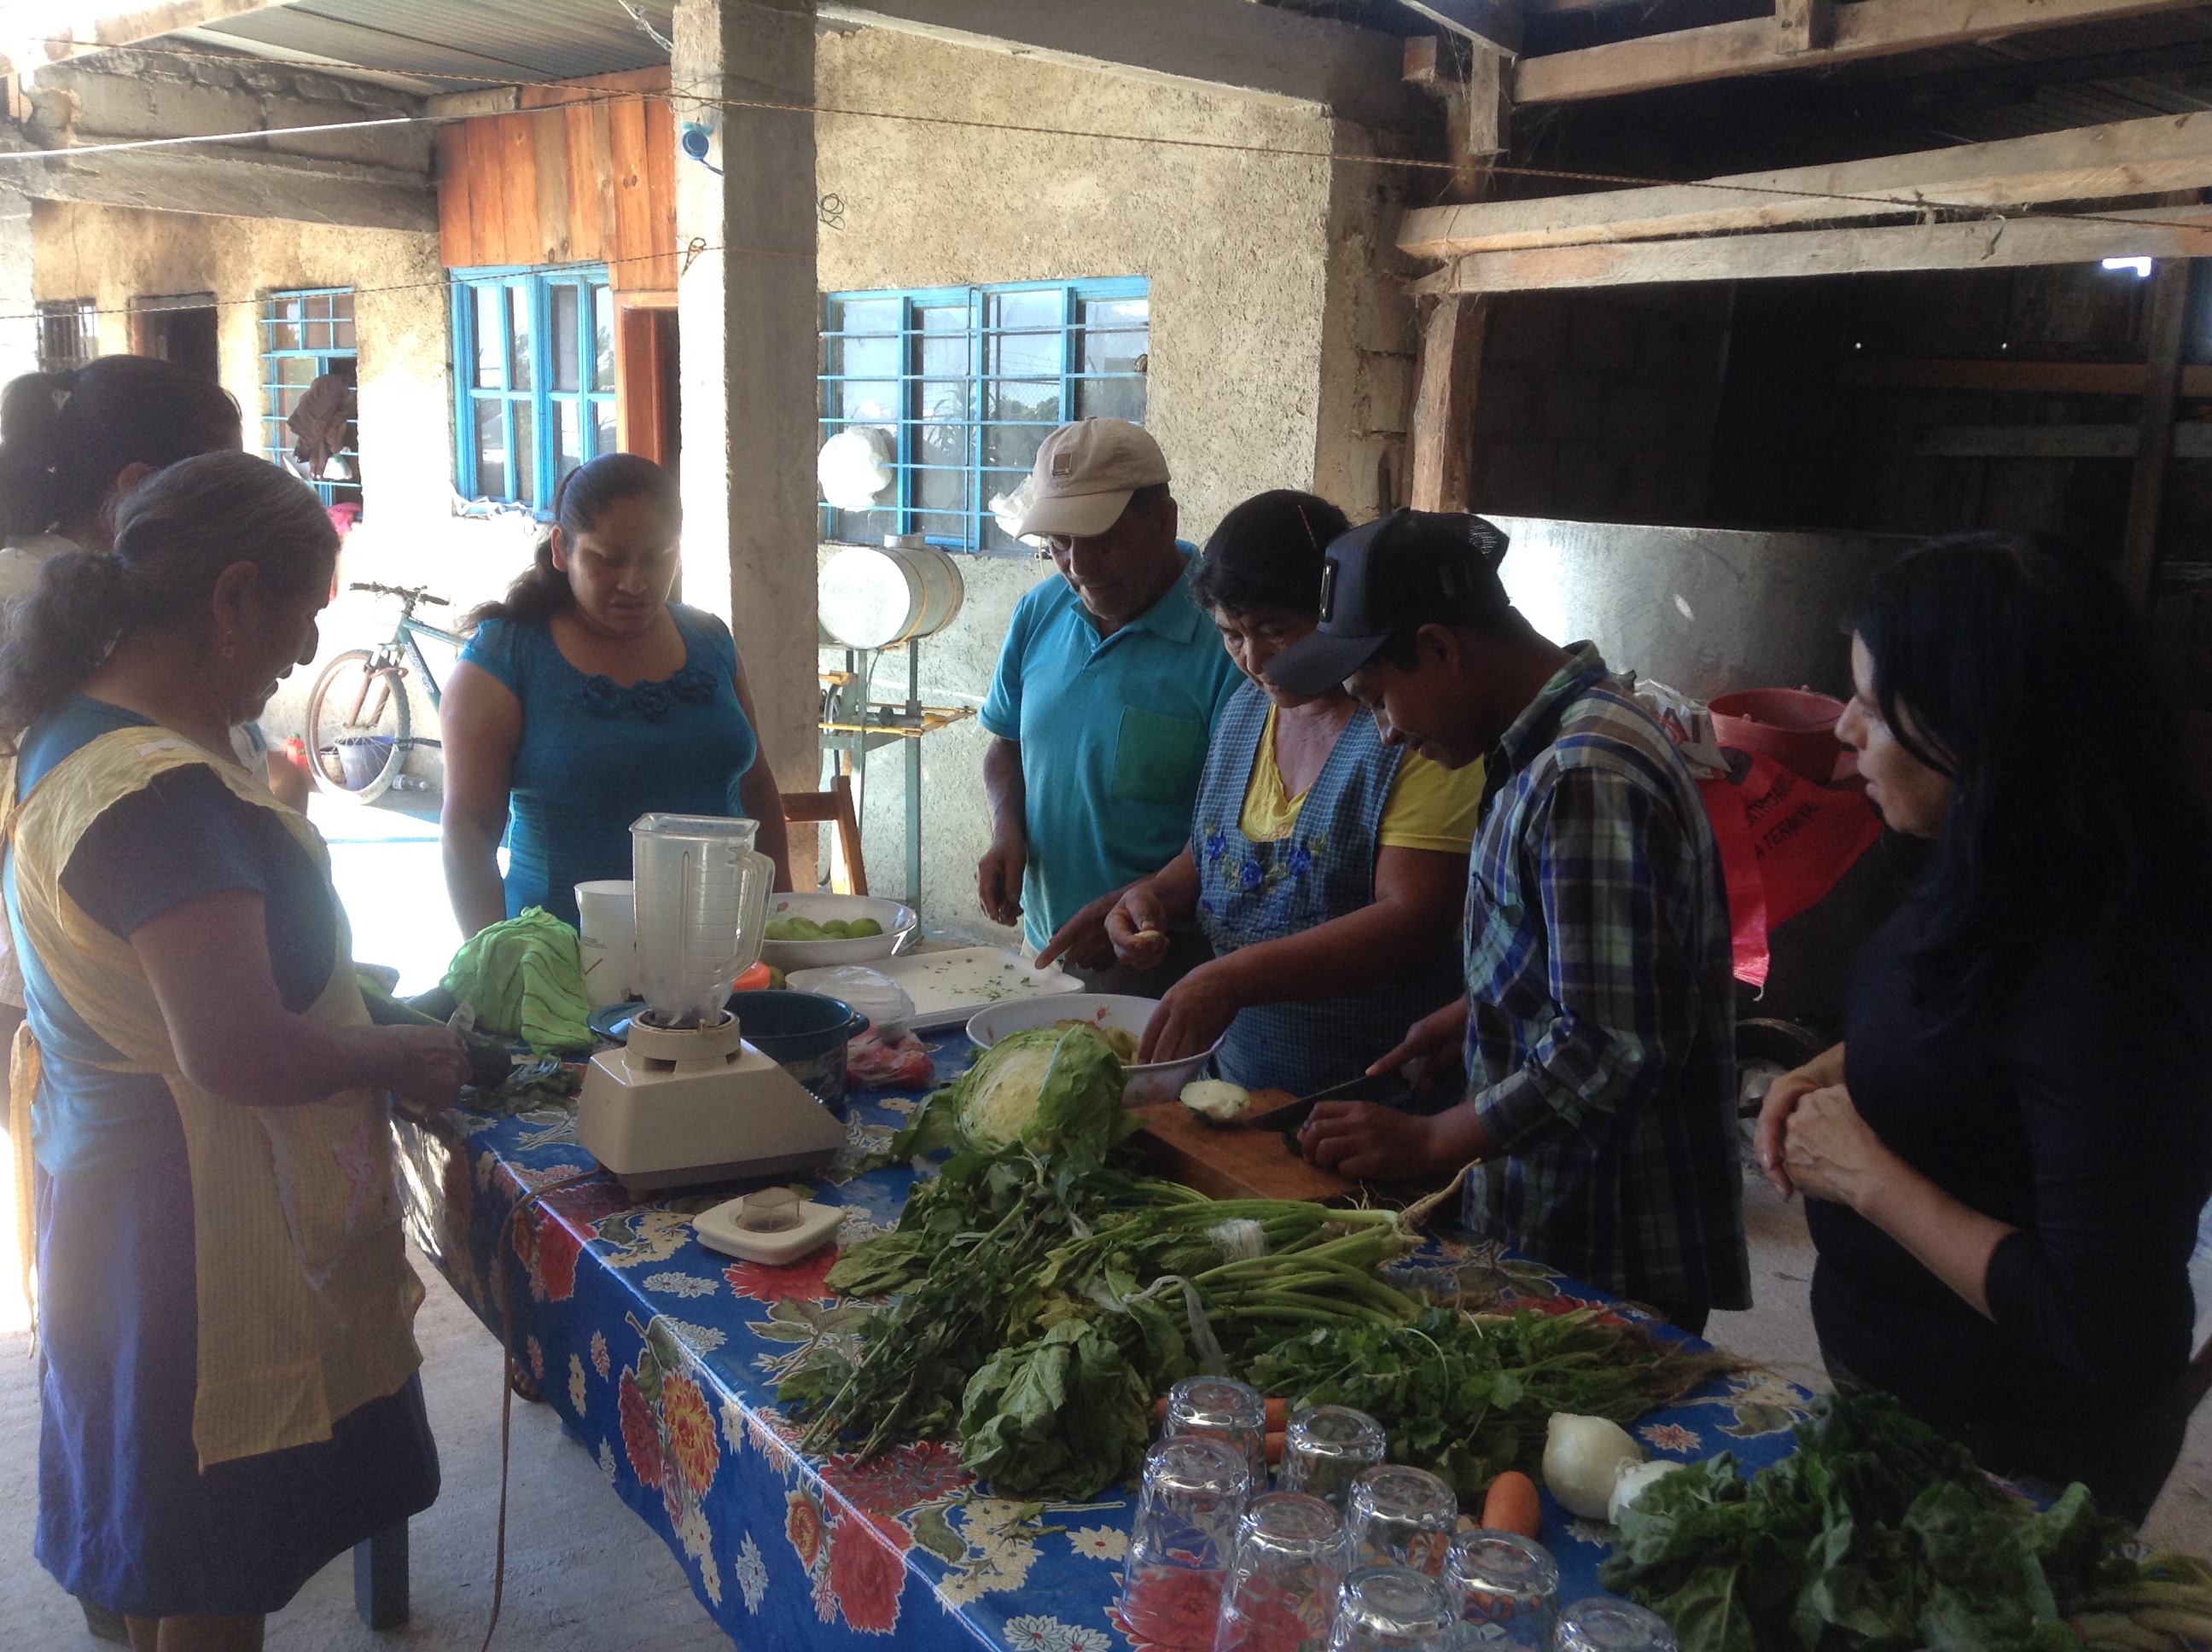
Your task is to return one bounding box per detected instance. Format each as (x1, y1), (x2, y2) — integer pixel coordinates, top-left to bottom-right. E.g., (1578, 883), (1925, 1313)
(575, 879), (638, 1009)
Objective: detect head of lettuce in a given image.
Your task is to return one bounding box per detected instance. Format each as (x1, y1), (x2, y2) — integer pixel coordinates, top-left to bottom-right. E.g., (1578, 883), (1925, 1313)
(888, 1023), (1138, 1162)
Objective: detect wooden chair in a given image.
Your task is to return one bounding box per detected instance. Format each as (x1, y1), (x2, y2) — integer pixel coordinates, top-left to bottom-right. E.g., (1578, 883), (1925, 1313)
(783, 774), (868, 896)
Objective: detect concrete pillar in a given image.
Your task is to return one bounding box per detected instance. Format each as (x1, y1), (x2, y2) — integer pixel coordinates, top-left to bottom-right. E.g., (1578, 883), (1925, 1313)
(672, 0), (821, 861)
(0, 189), (37, 387)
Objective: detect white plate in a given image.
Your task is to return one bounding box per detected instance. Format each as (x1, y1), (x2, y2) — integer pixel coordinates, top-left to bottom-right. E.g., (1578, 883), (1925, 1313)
(759, 893), (918, 971)
(824, 946), (1080, 1032)
(965, 993), (1221, 1107)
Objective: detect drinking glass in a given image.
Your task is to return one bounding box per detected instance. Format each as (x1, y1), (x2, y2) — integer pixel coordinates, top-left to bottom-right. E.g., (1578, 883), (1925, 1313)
(1447, 1531), (1559, 1649)
(1166, 1375), (1272, 1490)
(1346, 1463), (1458, 1578)
(1281, 1405), (1388, 1509)
(1553, 1597), (1679, 1652)
(1328, 1562), (1458, 1651)
(1121, 1434), (1253, 1650)
(1214, 1492), (1356, 1652)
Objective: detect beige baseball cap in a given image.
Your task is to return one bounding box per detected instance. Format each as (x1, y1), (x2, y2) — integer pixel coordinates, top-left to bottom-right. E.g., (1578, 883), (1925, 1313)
(1015, 417), (1171, 539)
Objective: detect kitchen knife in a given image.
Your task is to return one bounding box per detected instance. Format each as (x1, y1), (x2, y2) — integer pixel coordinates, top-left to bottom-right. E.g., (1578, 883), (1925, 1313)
(1244, 1068), (1414, 1132)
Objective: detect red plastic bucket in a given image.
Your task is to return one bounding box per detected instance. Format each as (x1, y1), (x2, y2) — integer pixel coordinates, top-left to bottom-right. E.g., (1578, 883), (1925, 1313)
(1709, 689), (1848, 784)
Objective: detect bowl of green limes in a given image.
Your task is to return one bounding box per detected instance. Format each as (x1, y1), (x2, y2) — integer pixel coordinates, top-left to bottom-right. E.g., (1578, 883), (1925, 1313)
(758, 893), (919, 970)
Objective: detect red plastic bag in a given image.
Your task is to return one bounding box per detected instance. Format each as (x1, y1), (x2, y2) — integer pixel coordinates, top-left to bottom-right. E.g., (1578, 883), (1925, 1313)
(846, 1029), (936, 1091)
(1697, 748), (1883, 987)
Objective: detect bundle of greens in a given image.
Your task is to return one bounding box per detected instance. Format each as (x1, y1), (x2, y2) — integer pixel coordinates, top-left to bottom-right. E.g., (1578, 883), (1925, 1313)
(778, 1025), (1428, 1498)
(1244, 1306), (1736, 1498)
(1597, 1391), (2201, 1652)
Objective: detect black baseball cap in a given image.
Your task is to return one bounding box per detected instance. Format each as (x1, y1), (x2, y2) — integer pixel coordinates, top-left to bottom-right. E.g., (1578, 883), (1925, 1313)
(1265, 509), (1511, 696)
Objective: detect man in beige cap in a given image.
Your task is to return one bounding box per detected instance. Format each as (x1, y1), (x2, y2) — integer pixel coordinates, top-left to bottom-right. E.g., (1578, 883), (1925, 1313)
(978, 418), (1242, 987)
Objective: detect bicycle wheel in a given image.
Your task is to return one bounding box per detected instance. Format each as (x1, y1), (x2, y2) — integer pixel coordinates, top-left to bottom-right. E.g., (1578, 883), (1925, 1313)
(306, 649), (411, 806)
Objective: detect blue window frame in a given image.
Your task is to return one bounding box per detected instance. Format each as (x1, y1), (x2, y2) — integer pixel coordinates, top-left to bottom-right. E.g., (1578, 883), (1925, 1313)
(451, 265), (617, 515)
(820, 277), (1150, 555)
(261, 288), (358, 509)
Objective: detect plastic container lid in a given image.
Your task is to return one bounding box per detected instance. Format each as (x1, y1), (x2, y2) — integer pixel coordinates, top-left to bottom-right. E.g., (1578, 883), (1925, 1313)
(787, 964), (914, 1038)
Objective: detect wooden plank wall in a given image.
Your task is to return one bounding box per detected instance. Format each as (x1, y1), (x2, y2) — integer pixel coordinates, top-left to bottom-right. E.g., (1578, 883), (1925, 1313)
(434, 67), (677, 290)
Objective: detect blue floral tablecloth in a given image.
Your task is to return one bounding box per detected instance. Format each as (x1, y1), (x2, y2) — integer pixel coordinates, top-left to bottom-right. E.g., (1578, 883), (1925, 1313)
(394, 1038), (1813, 1651)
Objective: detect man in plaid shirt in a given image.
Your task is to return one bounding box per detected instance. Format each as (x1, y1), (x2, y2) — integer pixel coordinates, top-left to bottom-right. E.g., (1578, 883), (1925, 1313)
(1269, 510), (1749, 1332)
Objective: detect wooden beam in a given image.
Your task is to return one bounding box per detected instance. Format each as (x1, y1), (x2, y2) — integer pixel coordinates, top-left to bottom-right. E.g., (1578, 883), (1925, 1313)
(1397, 0), (1523, 55)
(1414, 204), (2212, 294)
(2122, 259), (2195, 606)
(1844, 357), (2212, 396)
(1774, 0), (1836, 54)
(1400, 111), (2212, 260)
(1916, 423), (2212, 457)
(1406, 35), (1510, 191)
(1410, 294), (1488, 510)
(1513, 0), (2208, 106)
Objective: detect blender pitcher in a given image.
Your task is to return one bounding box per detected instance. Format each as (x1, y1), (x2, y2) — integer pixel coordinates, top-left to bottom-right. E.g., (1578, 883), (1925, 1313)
(630, 813), (773, 1028)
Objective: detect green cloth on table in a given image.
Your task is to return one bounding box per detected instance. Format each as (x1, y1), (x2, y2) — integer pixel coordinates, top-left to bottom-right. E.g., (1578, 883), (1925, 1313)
(441, 906), (592, 1054)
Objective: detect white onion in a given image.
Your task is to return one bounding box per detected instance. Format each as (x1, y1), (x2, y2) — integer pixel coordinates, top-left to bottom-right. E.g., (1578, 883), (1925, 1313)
(1542, 1413), (1644, 1520)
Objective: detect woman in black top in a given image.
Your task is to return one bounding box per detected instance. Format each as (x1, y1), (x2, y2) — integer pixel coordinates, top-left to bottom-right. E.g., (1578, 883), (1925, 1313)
(1755, 532), (2212, 1525)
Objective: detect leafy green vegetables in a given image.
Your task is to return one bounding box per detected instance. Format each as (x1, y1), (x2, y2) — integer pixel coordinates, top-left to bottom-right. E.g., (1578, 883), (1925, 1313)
(1599, 1392), (2146, 1652)
(889, 1023), (1136, 1158)
(1246, 1307), (1733, 1499)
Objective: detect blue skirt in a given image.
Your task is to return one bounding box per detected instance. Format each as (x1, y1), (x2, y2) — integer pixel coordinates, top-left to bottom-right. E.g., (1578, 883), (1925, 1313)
(36, 1148), (440, 1619)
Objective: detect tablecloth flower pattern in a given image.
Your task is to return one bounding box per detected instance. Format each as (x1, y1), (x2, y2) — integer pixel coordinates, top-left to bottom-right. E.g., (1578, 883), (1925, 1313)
(396, 1042), (1812, 1650)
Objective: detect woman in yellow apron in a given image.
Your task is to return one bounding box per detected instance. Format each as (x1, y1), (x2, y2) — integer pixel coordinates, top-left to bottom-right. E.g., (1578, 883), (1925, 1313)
(0, 451), (465, 1650)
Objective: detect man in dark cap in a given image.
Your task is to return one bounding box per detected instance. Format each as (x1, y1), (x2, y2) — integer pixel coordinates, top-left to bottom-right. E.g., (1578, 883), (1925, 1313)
(1267, 509), (1748, 1334)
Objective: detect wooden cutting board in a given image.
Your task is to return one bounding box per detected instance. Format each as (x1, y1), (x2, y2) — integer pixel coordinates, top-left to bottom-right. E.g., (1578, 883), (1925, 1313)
(1130, 1096), (1360, 1203)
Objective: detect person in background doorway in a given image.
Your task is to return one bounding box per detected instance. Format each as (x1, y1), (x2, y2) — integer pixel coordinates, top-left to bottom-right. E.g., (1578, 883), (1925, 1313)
(1756, 533), (2212, 1524)
(0, 451), (462, 1652)
(440, 451), (791, 936)
(978, 418), (1242, 990)
(1101, 491), (1476, 1094)
(1275, 509), (1748, 1335)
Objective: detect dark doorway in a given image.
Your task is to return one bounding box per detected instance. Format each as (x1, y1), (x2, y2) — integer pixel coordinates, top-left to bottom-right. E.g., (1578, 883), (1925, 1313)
(128, 293), (219, 384)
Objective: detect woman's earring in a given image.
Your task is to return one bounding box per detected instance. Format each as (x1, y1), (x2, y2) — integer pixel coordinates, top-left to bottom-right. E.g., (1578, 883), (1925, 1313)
(220, 637), (238, 660)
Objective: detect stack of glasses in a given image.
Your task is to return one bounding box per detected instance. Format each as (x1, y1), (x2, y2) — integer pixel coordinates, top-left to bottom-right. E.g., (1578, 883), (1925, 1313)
(1118, 1375), (1683, 1652)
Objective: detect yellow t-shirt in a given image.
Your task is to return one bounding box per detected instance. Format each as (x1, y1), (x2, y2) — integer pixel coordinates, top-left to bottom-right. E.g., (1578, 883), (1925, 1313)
(1238, 706), (1487, 853)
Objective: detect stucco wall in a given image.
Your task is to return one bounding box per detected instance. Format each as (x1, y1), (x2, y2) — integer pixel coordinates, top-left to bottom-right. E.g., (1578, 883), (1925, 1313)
(29, 199), (528, 749)
(812, 26), (1413, 945)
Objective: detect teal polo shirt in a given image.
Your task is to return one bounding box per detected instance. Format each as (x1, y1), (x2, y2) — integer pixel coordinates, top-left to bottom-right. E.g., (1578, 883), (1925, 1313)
(981, 555), (1243, 950)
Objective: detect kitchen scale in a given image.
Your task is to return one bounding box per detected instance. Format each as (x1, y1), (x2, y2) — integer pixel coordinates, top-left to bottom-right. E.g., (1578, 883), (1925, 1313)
(578, 813), (846, 1197)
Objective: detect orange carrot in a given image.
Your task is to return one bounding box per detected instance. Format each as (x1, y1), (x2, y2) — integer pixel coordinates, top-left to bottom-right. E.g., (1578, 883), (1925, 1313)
(1264, 1398), (1289, 1429)
(1265, 1430), (1286, 1468)
(1481, 1470), (1542, 1540)
(1155, 1398), (1170, 1427)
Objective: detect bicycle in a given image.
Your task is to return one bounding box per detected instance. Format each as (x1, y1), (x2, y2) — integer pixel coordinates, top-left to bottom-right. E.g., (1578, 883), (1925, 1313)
(305, 581), (462, 805)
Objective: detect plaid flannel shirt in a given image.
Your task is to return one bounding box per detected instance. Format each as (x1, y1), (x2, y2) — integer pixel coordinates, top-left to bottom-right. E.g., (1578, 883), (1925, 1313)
(1459, 645), (1749, 1311)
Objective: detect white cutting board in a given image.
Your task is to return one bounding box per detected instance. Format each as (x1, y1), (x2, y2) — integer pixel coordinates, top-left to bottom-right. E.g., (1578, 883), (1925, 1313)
(845, 946), (1080, 1032)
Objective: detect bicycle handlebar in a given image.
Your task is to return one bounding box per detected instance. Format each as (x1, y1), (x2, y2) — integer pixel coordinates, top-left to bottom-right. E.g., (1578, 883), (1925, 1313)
(348, 581), (450, 608)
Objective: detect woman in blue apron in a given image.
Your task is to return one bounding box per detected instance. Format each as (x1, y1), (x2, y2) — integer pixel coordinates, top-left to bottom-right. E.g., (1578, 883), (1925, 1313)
(1103, 492), (1479, 1096)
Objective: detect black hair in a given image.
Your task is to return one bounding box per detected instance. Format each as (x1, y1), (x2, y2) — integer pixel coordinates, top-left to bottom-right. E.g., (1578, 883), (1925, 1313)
(0, 451), (337, 738)
(1854, 530), (2212, 1016)
(1191, 490), (1351, 616)
(1369, 603), (1534, 671)
(0, 356), (242, 542)
(467, 451), (681, 630)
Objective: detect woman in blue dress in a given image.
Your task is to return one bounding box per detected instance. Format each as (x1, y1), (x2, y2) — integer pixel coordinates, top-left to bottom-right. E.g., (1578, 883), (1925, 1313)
(440, 453), (791, 934)
(1103, 491), (1479, 1096)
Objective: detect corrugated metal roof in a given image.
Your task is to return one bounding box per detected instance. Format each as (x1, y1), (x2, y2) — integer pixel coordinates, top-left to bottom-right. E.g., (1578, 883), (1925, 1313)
(189, 0), (673, 91)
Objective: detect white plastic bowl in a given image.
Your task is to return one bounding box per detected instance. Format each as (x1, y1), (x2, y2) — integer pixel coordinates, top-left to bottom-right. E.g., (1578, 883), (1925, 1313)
(760, 893), (918, 970)
(963, 993), (1222, 1108)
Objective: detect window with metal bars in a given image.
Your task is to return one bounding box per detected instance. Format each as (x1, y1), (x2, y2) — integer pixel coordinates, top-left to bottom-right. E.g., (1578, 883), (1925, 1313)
(261, 288), (360, 509)
(451, 266), (617, 517)
(819, 278), (1150, 555)
(36, 300), (97, 375)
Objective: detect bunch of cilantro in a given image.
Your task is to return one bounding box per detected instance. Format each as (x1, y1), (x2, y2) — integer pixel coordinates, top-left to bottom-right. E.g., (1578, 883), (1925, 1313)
(1600, 1392), (2139, 1652)
(1246, 1306), (1735, 1498)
